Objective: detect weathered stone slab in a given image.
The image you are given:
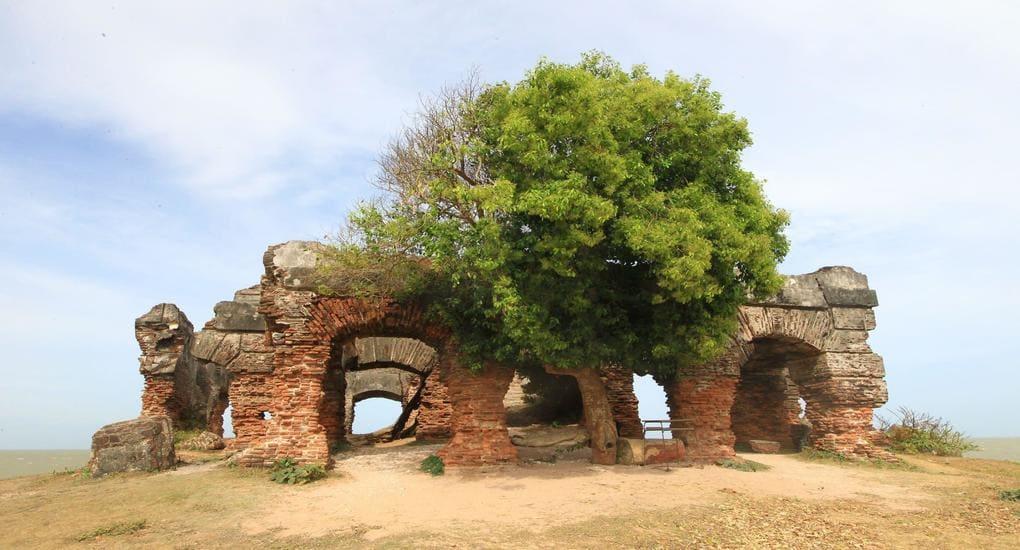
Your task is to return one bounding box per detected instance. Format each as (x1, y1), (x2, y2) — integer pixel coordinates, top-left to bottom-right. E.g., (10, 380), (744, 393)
(823, 329), (871, 353)
(509, 424), (589, 448)
(232, 285), (261, 305)
(748, 439), (781, 453)
(211, 301), (266, 332)
(264, 240), (324, 290)
(190, 331), (224, 362)
(755, 274), (826, 308)
(820, 352), (885, 378)
(821, 287), (879, 307)
(88, 416), (175, 477)
(209, 333), (242, 366)
(830, 307), (877, 331)
(811, 266), (870, 290)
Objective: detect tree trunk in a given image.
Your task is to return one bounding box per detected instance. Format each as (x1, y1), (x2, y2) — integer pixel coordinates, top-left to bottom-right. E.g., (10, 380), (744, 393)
(545, 365), (619, 465)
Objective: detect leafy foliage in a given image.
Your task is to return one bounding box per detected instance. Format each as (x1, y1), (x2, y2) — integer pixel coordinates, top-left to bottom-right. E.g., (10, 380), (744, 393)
(326, 52), (789, 377)
(420, 454), (445, 476)
(269, 458), (327, 485)
(1000, 489), (1020, 502)
(877, 407), (978, 457)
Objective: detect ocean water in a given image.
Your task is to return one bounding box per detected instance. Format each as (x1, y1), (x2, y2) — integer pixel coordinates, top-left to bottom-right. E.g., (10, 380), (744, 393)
(965, 438), (1020, 462)
(0, 450), (91, 480)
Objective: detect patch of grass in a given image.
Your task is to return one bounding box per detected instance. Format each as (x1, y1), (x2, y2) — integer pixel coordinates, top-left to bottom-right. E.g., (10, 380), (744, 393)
(717, 458), (771, 472)
(419, 454), (445, 476)
(877, 407), (979, 457)
(1000, 489), (1020, 502)
(268, 458), (327, 485)
(75, 519), (146, 541)
(53, 466), (92, 479)
(797, 448), (920, 471)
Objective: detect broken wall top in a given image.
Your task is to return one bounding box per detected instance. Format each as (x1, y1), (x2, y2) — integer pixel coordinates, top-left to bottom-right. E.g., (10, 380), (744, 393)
(749, 266), (878, 309)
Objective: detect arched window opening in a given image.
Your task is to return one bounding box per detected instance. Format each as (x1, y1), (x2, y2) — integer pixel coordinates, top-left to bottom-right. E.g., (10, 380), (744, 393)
(633, 374), (670, 439)
(351, 396), (402, 435)
(731, 337), (821, 451)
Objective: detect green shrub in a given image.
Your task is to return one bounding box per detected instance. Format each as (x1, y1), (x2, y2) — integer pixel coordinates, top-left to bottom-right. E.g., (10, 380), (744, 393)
(76, 519), (146, 541)
(717, 458), (770, 472)
(420, 454), (445, 476)
(1000, 489), (1020, 502)
(269, 458), (328, 485)
(877, 407), (978, 457)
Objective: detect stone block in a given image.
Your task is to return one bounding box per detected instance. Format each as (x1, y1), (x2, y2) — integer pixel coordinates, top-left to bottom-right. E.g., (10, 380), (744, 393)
(811, 266), (870, 290)
(264, 240), (325, 289)
(509, 424), (589, 448)
(748, 439), (781, 453)
(754, 274), (826, 308)
(209, 333), (242, 366)
(830, 307), (877, 330)
(211, 301), (266, 332)
(88, 416), (175, 477)
(820, 352), (885, 378)
(821, 287), (879, 307)
(190, 331), (225, 361)
(823, 329), (871, 353)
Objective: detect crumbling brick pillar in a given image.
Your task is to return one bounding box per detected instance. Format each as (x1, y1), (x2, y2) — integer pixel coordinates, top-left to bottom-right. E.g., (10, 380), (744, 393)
(141, 377), (179, 420)
(417, 367), (453, 439)
(599, 365), (644, 438)
(136, 304), (194, 424)
(321, 367), (344, 445)
(801, 352), (892, 459)
(436, 356), (517, 466)
(228, 373), (272, 449)
(663, 374), (738, 461)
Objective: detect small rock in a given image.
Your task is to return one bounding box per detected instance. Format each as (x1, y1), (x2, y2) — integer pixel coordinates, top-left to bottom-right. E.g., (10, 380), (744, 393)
(182, 431), (225, 451)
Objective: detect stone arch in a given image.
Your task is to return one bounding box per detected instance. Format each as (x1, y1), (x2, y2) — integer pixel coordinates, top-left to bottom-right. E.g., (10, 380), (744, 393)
(660, 267), (891, 461)
(339, 338), (435, 439)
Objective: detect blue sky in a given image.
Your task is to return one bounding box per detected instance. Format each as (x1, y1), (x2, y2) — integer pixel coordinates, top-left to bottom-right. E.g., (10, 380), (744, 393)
(1, 1), (1017, 449)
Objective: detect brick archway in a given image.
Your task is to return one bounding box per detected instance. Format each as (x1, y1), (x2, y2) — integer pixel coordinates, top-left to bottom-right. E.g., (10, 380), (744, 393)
(661, 267), (891, 460)
(237, 271), (517, 467)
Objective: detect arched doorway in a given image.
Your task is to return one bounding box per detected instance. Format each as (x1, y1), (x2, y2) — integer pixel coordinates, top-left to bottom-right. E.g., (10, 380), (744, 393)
(730, 337), (820, 451)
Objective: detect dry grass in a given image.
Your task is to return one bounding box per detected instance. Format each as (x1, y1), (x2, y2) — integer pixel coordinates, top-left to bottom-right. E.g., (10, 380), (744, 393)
(0, 454), (1017, 548)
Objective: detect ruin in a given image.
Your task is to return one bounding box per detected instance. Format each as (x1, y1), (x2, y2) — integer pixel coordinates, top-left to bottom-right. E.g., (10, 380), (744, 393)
(94, 239), (891, 472)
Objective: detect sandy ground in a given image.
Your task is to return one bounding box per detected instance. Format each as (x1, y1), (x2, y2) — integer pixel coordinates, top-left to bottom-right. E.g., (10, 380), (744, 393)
(2, 442), (1017, 548)
(248, 442), (954, 541)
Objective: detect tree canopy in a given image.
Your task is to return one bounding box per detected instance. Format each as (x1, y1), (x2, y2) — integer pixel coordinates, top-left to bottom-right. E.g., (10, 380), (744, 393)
(321, 52), (789, 378)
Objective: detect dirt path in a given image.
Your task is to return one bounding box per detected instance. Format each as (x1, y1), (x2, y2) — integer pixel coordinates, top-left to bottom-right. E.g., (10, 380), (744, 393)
(250, 444), (952, 541)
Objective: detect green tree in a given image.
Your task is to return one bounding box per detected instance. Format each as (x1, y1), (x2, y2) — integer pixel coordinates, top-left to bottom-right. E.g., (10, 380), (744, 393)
(324, 53), (788, 462)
